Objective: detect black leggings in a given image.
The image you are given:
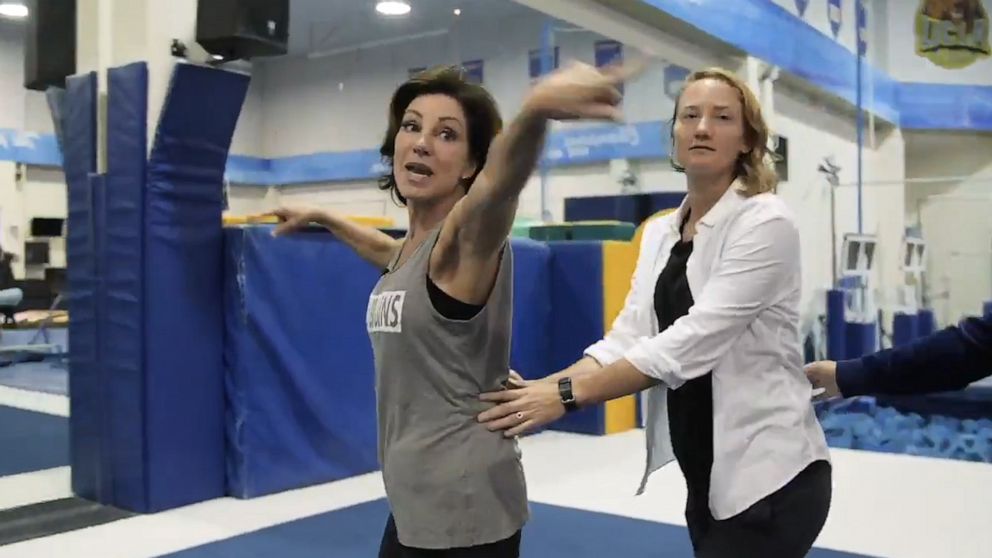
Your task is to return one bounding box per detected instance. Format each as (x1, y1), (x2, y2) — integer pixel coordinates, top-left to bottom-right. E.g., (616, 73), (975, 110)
(686, 460), (832, 558)
(378, 515), (521, 558)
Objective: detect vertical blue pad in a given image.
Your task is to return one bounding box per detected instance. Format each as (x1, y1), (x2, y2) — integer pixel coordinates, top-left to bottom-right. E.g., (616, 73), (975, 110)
(145, 64), (249, 511)
(63, 72), (103, 501)
(508, 239), (552, 379)
(105, 62), (149, 511)
(892, 312), (918, 348)
(223, 228), (381, 498)
(826, 289), (846, 361)
(917, 309), (936, 338)
(548, 242), (605, 434)
(845, 322), (877, 360)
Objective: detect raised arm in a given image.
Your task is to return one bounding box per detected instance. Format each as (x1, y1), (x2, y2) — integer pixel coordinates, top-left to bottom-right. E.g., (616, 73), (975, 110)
(441, 62), (634, 260)
(270, 206), (400, 270)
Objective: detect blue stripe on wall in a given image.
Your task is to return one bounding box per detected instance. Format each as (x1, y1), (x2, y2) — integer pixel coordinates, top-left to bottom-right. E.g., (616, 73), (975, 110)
(898, 82), (992, 130)
(224, 121), (671, 187)
(636, 0), (902, 122)
(0, 129), (63, 167)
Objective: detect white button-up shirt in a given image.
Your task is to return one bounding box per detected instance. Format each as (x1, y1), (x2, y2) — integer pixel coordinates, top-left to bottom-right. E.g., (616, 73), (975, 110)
(584, 183), (830, 520)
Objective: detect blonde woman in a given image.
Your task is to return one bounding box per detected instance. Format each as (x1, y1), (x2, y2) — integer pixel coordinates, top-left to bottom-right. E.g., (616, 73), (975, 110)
(479, 68), (832, 557)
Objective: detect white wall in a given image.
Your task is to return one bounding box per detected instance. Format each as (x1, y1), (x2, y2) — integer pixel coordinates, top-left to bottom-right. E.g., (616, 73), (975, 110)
(772, 80), (906, 329)
(887, 0), (992, 84)
(0, 163), (66, 279)
(905, 131), (992, 323)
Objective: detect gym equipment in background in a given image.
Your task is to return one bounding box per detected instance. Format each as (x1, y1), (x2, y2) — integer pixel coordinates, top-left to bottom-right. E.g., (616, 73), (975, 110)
(827, 234), (879, 361)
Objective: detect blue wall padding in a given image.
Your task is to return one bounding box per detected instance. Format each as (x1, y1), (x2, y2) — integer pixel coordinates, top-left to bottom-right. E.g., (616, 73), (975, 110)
(892, 312), (918, 348)
(144, 64), (249, 511)
(984, 301), (992, 320)
(917, 309), (936, 338)
(826, 289), (846, 361)
(564, 193), (684, 226)
(845, 321), (876, 360)
(223, 227), (381, 498)
(547, 242), (605, 434)
(223, 230), (558, 498)
(509, 239), (552, 379)
(62, 71), (104, 502)
(105, 62), (149, 511)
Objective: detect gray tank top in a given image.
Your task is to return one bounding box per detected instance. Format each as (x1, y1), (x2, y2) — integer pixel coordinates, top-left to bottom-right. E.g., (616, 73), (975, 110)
(366, 224), (528, 549)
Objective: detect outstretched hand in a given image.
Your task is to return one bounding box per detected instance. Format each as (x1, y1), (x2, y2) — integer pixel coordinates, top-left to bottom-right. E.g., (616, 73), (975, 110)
(267, 206), (319, 237)
(522, 59), (646, 123)
(478, 381), (565, 437)
(805, 360), (841, 401)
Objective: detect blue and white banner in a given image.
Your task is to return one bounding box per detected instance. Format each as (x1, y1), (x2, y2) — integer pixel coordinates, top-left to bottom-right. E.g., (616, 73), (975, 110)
(663, 64), (692, 101)
(542, 121), (667, 166)
(794, 0), (809, 18)
(0, 128), (62, 167)
(828, 0), (843, 38)
(529, 47), (559, 80)
(856, 0), (868, 56)
(595, 40), (624, 94)
(462, 59), (484, 84)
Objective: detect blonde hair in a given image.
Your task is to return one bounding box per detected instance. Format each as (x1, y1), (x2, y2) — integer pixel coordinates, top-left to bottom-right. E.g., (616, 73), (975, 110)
(670, 67), (778, 196)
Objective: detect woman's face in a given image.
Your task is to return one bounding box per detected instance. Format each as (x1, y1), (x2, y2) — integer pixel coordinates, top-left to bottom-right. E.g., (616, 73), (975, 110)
(673, 78), (750, 180)
(392, 93), (476, 204)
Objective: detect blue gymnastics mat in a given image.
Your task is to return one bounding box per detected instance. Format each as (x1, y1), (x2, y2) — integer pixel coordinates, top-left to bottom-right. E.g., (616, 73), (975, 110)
(160, 498), (873, 558)
(0, 405), (69, 477)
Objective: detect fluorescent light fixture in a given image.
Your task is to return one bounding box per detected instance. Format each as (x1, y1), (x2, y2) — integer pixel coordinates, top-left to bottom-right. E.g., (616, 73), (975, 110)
(453, 8), (461, 15)
(0, 2), (29, 18)
(376, 1), (411, 16)
(211, 54), (225, 60)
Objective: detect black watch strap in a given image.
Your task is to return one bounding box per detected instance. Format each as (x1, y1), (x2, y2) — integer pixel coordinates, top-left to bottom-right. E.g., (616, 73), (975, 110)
(558, 377), (578, 412)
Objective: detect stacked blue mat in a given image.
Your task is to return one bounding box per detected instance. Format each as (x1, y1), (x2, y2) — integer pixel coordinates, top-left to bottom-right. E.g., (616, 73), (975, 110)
(223, 227), (552, 498)
(60, 61), (250, 512)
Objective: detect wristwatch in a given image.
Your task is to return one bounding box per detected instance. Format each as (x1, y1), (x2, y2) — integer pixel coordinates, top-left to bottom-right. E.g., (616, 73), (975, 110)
(558, 377), (578, 412)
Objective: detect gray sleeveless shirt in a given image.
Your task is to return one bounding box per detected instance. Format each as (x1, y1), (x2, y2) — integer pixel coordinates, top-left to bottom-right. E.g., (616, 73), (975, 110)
(366, 224), (528, 549)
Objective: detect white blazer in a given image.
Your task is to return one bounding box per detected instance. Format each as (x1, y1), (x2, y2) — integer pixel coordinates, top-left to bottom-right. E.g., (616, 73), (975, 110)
(584, 183), (830, 520)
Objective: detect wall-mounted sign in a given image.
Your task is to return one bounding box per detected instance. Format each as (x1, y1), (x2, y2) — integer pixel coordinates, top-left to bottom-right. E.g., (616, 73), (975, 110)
(914, 0), (991, 69)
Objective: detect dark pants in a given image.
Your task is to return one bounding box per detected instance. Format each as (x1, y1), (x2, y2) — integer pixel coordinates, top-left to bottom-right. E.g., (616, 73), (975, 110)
(378, 515), (521, 558)
(686, 460), (832, 558)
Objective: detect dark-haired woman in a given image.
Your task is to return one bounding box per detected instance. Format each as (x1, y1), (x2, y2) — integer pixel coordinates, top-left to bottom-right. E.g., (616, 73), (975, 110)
(270, 62), (636, 557)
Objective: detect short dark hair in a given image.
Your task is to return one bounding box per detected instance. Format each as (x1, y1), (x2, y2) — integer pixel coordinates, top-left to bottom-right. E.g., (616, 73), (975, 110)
(378, 65), (502, 205)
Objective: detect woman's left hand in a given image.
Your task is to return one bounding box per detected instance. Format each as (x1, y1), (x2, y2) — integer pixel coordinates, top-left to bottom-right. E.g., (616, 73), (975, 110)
(478, 382), (566, 437)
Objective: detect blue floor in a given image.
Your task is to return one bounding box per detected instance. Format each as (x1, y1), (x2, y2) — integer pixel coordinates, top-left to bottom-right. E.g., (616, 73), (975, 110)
(160, 498), (873, 558)
(0, 327), (69, 396)
(0, 405), (69, 477)
(0, 360), (68, 396)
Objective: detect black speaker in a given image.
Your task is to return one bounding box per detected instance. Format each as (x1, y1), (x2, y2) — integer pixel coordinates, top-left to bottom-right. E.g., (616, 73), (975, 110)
(196, 0), (289, 60)
(24, 0), (77, 91)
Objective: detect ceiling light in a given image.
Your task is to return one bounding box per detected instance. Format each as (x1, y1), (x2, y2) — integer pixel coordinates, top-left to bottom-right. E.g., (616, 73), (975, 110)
(0, 2), (28, 18)
(376, 1), (411, 16)
(453, 8), (461, 15)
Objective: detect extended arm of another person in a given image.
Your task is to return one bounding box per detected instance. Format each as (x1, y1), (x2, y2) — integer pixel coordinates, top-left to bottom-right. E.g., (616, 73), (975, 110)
(269, 206), (400, 270)
(479, 212), (798, 434)
(810, 314), (992, 397)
